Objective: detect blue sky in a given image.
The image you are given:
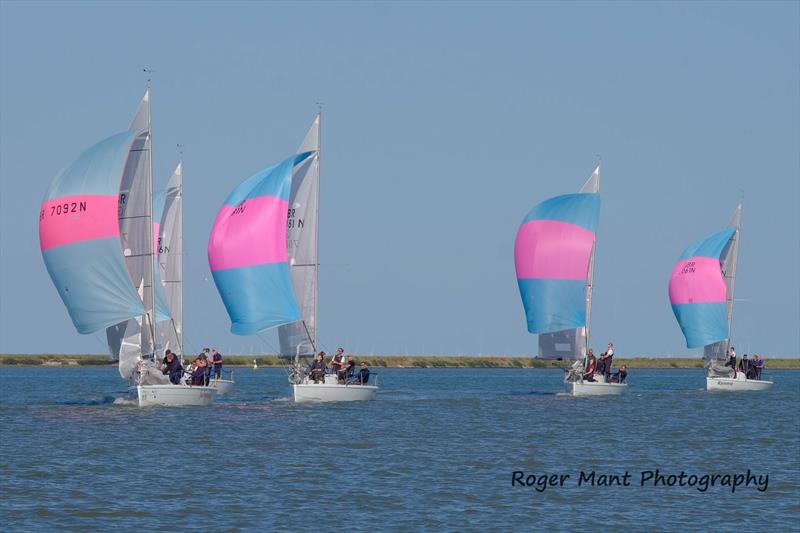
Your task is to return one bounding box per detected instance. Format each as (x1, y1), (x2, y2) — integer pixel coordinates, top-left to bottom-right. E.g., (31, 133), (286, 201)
(1, 1), (798, 357)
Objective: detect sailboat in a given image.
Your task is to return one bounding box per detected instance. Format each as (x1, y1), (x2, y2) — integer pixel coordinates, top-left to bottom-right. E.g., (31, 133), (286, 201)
(514, 164), (626, 396)
(40, 87), (216, 407)
(669, 203), (772, 391)
(208, 114), (377, 402)
(154, 163), (234, 395)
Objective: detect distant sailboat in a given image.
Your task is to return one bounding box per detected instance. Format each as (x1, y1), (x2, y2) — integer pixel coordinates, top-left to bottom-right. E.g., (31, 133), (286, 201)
(154, 163), (234, 394)
(208, 115), (377, 402)
(40, 87), (216, 407)
(514, 164), (625, 396)
(153, 163), (183, 356)
(669, 203), (772, 391)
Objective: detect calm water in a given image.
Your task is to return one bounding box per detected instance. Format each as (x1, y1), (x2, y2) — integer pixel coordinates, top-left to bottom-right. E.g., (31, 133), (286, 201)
(1, 366), (798, 531)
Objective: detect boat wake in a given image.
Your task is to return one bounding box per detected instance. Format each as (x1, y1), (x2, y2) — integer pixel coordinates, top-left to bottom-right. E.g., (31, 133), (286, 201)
(112, 396), (138, 406)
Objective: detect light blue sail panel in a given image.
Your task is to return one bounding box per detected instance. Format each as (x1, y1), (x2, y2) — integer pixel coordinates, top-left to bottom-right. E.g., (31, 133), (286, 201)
(44, 131), (138, 199)
(521, 193), (600, 232)
(221, 152), (313, 206)
(517, 279), (587, 333)
(39, 131), (145, 334)
(211, 263), (300, 336)
(678, 227), (736, 260)
(671, 302), (729, 348)
(42, 238), (145, 334)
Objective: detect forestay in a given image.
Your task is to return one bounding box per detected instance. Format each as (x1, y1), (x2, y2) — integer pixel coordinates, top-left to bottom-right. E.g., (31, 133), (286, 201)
(279, 116), (320, 357)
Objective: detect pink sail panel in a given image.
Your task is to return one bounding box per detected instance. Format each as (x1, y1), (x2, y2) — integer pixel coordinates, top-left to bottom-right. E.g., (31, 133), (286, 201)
(668, 256), (727, 305)
(514, 220), (595, 280)
(39, 195), (120, 251)
(153, 223), (160, 254)
(208, 195), (290, 271)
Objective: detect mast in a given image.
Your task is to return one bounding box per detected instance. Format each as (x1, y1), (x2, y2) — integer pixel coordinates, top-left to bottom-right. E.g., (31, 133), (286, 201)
(145, 78), (156, 360)
(581, 163), (600, 358)
(585, 243), (596, 357)
(313, 106), (321, 355)
(723, 202), (742, 353)
(179, 153), (184, 357)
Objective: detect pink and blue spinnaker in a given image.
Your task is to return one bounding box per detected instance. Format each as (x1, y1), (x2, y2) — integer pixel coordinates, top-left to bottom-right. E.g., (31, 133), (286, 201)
(208, 152), (312, 335)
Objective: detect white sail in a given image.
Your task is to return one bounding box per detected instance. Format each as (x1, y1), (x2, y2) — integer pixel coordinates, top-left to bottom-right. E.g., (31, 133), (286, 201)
(278, 116), (320, 357)
(107, 88), (157, 367)
(703, 203), (742, 359)
(156, 163), (183, 355)
(580, 164), (600, 194)
(538, 164), (600, 360)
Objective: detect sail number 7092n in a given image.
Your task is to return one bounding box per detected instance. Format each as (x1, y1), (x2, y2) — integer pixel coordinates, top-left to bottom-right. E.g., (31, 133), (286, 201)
(40, 201), (88, 220)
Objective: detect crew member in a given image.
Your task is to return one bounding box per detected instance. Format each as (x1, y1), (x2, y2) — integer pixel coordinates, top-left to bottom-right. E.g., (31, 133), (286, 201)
(354, 361), (370, 385)
(339, 355), (356, 383)
(330, 348), (345, 375)
(160, 350), (183, 385)
(307, 352), (327, 383)
(583, 354), (597, 382)
(212, 348), (223, 379)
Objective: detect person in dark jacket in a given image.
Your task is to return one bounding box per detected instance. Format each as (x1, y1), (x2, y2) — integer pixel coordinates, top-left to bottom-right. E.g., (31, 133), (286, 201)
(190, 358), (207, 386)
(307, 353), (327, 383)
(609, 365), (628, 384)
(160, 350), (183, 385)
(338, 355), (356, 383)
(353, 362), (370, 385)
(596, 342), (614, 379)
(738, 354), (750, 377)
(329, 347), (344, 376)
(212, 348), (223, 379)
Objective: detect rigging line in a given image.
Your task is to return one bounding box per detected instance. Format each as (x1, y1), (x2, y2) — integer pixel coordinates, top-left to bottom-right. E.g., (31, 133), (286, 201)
(255, 332), (280, 355)
(92, 333), (111, 352)
(119, 215), (154, 220)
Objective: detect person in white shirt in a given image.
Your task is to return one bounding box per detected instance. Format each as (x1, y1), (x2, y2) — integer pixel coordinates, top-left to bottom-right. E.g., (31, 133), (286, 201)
(597, 342), (614, 379)
(726, 347), (737, 369)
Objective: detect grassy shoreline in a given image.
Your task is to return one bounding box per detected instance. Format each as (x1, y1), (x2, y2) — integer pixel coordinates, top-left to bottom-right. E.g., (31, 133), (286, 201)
(1, 354), (798, 369)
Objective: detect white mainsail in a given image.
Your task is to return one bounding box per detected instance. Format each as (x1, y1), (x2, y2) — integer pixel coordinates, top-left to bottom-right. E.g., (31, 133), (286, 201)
(278, 115), (320, 358)
(703, 203), (742, 359)
(156, 163), (183, 355)
(106, 89), (158, 379)
(537, 165), (600, 360)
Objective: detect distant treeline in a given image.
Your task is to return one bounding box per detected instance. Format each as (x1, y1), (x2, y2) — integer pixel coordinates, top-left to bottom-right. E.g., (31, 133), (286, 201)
(1, 354), (799, 369)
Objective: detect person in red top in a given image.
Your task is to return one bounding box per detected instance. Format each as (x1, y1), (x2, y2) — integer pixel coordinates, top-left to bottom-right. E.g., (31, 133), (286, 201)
(583, 353), (597, 382)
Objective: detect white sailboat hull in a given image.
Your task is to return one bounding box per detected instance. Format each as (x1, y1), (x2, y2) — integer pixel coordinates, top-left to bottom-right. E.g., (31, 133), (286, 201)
(293, 383), (377, 402)
(293, 374), (377, 403)
(135, 385), (217, 407)
(565, 374), (627, 396)
(210, 378), (235, 395)
(706, 374), (773, 392)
